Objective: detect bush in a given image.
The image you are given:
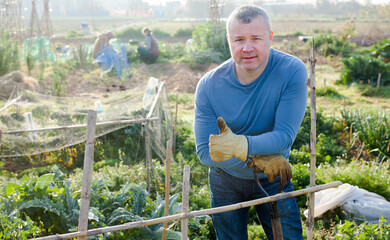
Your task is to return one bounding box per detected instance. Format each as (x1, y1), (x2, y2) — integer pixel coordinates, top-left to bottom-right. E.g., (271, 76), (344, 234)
(371, 39), (390, 62)
(291, 162), (311, 209)
(341, 108), (390, 160)
(337, 55), (389, 86)
(316, 86), (343, 98)
(313, 33), (354, 58)
(159, 42), (187, 61)
(173, 27), (193, 38)
(184, 49), (224, 66)
(0, 34), (20, 76)
(292, 107), (338, 151)
(355, 84), (390, 98)
(116, 26), (143, 40)
(334, 218), (390, 239)
(65, 30), (84, 38)
(192, 21), (230, 62)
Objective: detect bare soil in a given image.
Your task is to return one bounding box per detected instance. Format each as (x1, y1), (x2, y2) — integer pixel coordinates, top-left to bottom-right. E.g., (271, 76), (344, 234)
(51, 62), (217, 97)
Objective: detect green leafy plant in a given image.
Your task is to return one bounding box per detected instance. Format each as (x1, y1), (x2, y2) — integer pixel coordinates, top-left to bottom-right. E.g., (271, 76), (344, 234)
(292, 107), (339, 153)
(66, 30), (84, 38)
(334, 217), (390, 239)
(338, 55), (389, 86)
(1, 166), (79, 237)
(26, 53), (36, 75)
(313, 32), (354, 58)
(159, 43), (187, 62)
(355, 84), (390, 98)
(317, 160), (390, 201)
(173, 28), (193, 38)
(371, 40), (390, 63)
(316, 86), (343, 98)
(341, 108), (390, 160)
(0, 34), (20, 76)
(192, 21), (230, 62)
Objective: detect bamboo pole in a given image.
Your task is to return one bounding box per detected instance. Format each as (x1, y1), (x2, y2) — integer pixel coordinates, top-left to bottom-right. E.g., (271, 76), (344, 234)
(142, 108), (152, 193)
(173, 94), (178, 154)
(162, 140), (172, 240)
(77, 110), (97, 240)
(0, 96), (21, 113)
(146, 81), (165, 120)
(3, 117), (159, 134)
(307, 37), (317, 240)
(181, 165), (190, 239)
(31, 181), (342, 240)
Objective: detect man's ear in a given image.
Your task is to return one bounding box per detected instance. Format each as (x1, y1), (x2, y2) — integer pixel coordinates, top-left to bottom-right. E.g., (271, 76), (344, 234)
(269, 31), (274, 41)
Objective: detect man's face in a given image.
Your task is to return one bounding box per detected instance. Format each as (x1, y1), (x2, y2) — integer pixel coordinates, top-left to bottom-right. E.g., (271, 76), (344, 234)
(227, 16), (273, 76)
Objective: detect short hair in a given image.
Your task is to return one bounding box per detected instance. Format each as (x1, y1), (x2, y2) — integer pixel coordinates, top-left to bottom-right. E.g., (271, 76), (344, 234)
(226, 5), (272, 34)
(107, 31), (114, 38)
(142, 27), (151, 34)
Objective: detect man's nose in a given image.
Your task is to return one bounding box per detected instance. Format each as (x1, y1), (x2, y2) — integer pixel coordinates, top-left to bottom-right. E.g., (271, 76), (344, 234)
(242, 40), (254, 52)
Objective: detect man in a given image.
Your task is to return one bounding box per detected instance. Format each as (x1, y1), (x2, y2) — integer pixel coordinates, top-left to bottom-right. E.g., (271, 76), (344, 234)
(137, 27), (159, 64)
(194, 4), (308, 240)
(92, 31), (114, 59)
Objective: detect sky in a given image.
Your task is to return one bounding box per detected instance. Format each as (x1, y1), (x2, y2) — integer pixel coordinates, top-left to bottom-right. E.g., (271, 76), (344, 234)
(143, 0), (390, 6)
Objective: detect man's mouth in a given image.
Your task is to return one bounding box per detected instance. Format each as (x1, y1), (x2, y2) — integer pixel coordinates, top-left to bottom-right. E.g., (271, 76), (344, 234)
(242, 56), (256, 60)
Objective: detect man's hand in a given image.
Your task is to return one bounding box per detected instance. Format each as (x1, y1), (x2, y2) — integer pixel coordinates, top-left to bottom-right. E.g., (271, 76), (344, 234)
(249, 155), (292, 186)
(209, 117), (248, 162)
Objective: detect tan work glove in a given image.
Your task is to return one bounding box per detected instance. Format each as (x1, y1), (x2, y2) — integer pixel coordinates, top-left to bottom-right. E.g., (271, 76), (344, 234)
(209, 117), (248, 162)
(249, 155), (292, 186)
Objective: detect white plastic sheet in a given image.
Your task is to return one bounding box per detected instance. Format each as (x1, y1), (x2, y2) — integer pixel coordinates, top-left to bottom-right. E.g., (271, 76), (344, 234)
(304, 183), (390, 223)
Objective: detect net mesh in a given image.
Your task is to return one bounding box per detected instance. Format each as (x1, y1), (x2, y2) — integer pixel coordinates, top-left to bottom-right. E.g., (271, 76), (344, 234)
(0, 79), (172, 159)
(23, 37), (57, 62)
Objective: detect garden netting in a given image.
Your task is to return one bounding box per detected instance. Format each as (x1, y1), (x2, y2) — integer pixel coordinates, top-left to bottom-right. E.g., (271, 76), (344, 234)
(92, 39), (131, 80)
(0, 78), (172, 160)
(22, 37), (130, 80)
(23, 36), (57, 62)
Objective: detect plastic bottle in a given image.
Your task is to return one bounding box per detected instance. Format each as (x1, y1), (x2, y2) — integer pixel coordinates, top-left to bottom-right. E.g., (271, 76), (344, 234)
(94, 100), (103, 121)
(143, 77), (159, 111)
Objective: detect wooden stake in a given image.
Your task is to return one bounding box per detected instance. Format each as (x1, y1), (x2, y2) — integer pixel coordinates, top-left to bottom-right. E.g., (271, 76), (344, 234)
(77, 110), (97, 240)
(142, 108), (151, 193)
(173, 94), (178, 154)
(162, 140), (172, 240)
(307, 37), (317, 240)
(377, 73), (382, 88)
(32, 181), (342, 240)
(181, 165), (190, 239)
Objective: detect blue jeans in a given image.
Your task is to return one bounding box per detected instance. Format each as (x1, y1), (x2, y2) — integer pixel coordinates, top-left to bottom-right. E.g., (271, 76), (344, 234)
(209, 167), (303, 240)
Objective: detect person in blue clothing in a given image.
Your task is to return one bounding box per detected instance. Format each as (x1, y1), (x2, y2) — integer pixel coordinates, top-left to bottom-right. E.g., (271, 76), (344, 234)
(194, 4), (308, 240)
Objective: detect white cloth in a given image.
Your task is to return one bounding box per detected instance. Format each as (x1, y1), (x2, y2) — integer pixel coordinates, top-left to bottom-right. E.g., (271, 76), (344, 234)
(304, 183), (390, 223)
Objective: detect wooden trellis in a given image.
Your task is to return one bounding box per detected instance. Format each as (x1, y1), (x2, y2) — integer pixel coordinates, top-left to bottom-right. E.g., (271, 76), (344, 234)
(0, 0), (22, 38)
(40, 0), (53, 37)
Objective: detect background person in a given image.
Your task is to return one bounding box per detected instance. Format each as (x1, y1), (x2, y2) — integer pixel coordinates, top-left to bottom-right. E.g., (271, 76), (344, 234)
(92, 31), (114, 59)
(194, 4), (308, 239)
(137, 27), (159, 64)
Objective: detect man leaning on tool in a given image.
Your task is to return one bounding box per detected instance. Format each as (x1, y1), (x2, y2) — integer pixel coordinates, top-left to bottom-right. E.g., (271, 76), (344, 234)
(194, 4), (308, 240)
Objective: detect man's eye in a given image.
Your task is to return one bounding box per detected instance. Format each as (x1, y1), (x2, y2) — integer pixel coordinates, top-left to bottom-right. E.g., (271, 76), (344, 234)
(235, 39), (243, 42)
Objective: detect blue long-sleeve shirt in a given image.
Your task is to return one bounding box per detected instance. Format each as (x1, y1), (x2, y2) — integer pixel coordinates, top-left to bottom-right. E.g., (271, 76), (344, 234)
(194, 48), (308, 179)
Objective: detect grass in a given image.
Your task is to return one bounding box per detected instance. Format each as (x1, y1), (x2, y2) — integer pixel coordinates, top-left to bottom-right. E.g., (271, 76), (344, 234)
(309, 63), (390, 117)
